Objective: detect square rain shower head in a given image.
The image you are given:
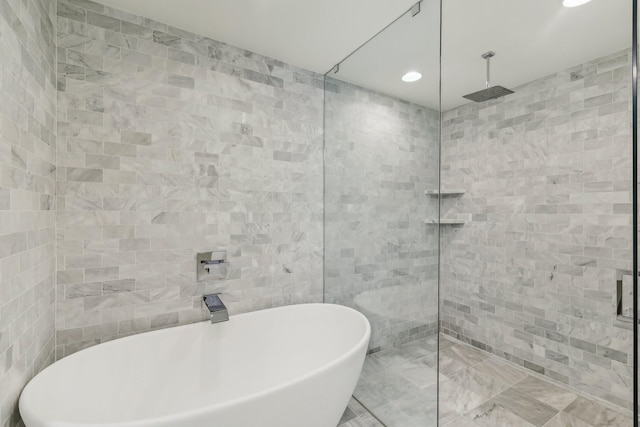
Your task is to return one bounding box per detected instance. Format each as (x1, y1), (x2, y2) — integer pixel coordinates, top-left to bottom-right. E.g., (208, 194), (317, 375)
(462, 85), (515, 103)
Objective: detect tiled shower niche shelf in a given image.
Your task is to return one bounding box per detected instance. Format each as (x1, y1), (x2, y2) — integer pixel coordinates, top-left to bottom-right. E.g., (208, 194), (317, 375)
(424, 219), (466, 225)
(424, 189), (466, 196)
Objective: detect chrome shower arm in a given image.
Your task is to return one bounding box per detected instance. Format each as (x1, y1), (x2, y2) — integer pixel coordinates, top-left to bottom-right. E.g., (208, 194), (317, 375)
(481, 51), (495, 89)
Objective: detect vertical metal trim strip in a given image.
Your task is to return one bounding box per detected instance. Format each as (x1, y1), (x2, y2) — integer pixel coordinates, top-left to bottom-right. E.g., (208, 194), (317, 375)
(437, 0), (443, 423)
(633, 0), (638, 424)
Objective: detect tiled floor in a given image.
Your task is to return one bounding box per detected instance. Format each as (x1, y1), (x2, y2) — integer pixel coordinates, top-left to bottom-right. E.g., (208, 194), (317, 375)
(338, 398), (385, 427)
(339, 335), (633, 427)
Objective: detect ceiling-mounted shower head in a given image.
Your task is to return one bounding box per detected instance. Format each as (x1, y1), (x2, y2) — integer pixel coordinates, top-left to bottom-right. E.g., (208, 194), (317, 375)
(463, 51), (514, 103)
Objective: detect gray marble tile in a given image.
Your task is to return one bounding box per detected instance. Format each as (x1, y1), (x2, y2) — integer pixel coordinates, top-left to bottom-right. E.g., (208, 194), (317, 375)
(55, 0), (325, 360)
(394, 355), (438, 388)
(511, 376), (577, 411)
(466, 402), (536, 427)
(325, 75), (439, 352)
(360, 355), (387, 378)
(152, 30), (181, 47)
(439, 344), (489, 377)
(442, 416), (479, 427)
(339, 405), (357, 424)
(544, 412), (593, 427)
(338, 399), (386, 427)
(338, 414), (385, 427)
(440, 47), (634, 411)
(439, 336), (457, 350)
(372, 341), (432, 370)
(344, 398), (372, 418)
(355, 367), (420, 409)
(58, 2), (86, 22)
(393, 386), (438, 426)
(563, 397), (633, 427)
(168, 48), (195, 64)
(479, 388), (558, 426)
(438, 375), (490, 423)
(447, 364), (511, 400)
(87, 11), (121, 31)
(373, 403), (425, 427)
(473, 357), (528, 387)
(167, 73), (194, 88)
(0, 0), (57, 425)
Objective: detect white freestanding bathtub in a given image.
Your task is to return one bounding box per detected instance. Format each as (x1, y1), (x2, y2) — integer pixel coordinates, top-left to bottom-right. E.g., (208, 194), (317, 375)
(19, 303), (371, 427)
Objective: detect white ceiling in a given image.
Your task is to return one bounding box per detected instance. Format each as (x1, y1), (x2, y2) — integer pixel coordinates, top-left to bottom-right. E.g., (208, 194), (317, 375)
(94, 0), (417, 74)
(440, 0), (631, 109)
(335, 0), (632, 109)
(95, 0), (632, 110)
(331, 1), (440, 108)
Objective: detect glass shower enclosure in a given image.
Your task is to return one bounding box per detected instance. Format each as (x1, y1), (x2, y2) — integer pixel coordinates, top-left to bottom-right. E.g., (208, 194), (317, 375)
(323, 1), (441, 425)
(325, 0), (638, 426)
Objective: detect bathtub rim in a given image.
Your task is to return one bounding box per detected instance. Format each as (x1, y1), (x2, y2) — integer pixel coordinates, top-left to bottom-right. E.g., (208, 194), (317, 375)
(20, 303), (371, 427)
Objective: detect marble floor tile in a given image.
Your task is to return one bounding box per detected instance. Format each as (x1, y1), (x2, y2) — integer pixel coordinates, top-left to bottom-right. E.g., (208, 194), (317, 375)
(439, 336), (457, 350)
(511, 375), (577, 411)
(356, 337), (439, 427)
(360, 356), (387, 378)
(348, 398), (379, 419)
(355, 365), (421, 409)
(371, 403), (426, 427)
(372, 341), (432, 370)
(448, 344), (489, 364)
(338, 413), (385, 427)
(473, 357), (528, 387)
(393, 384), (438, 420)
(438, 344), (489, 377)
(338, 398), (385, 427)
(438, 376), (488, 421)
(394, 355), (438, 388)
(466, 401), (537, 427)
(417, 335), (439, 353)
(442, 416), (480, 427)
(439, 399), (469, 426)
(447, 364), (511, 399)
(543, 411), (594, 427)
(350, 335), (632, 427)
(339, 406), (358, 425)
(562, 397), (633, 427)
(480, 388), (558, 426)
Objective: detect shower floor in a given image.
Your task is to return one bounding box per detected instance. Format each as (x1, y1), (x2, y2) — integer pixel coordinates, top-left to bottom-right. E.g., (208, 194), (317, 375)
(338, 335), (633, 427)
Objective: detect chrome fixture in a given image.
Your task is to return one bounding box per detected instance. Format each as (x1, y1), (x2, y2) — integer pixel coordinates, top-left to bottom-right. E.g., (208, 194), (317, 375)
(617, 269), (635, 323)
(203, 294), (229, 324)
(462, 51), (514, 103)
(197, 251), (227, 282)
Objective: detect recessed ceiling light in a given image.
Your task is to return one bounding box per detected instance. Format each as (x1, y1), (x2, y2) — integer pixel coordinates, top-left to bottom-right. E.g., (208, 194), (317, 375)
(562, 0), (592, 7)
(402, 71), (422, 83)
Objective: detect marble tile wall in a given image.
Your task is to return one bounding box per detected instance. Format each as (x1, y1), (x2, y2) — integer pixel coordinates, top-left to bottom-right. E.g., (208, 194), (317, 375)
(55, 0), (324, 357)
(0, 0), (57, 425)
(324, 77), (440, 351)
(440, 49), (634, 411)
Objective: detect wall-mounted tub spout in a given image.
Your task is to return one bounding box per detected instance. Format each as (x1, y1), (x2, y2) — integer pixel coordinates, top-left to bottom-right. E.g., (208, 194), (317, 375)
(203, 294), (229, 324)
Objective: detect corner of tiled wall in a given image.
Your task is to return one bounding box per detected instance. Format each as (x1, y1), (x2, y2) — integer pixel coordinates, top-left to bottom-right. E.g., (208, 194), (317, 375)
(0, 0), (57, 425)
(54, 0), (324, 358)
(439, 48), (634, 412)
(324, 77), (441, 351)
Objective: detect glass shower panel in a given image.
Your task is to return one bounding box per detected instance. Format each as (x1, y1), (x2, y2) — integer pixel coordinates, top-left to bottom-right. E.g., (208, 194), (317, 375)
(439, 0), (634, 425)
(323, 1), (441, 426)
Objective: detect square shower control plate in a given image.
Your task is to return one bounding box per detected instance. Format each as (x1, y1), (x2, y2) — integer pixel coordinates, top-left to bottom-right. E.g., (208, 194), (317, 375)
(197, 251), (227, 282)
